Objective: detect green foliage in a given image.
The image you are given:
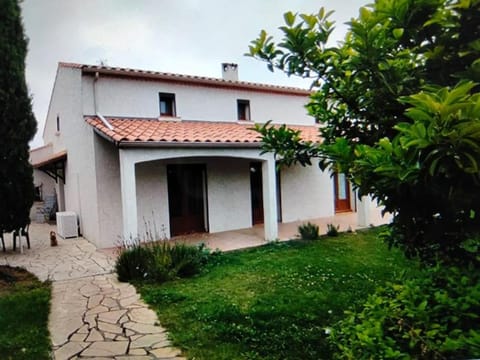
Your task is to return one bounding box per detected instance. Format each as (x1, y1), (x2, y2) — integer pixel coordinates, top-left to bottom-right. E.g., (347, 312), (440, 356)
(0, 266), (51, 359)
(331, 264), (480, 359)
(326, 223), (340, 237)
(298, 221), (320, 240)
(252, 121), (321, 167)
(116, 245), (155, 282)
(0, 0), (37, 232)
(115, 241), (211, 283)
(138, 228), (418, 359)
(248, 0), (480, 265)
(168, 242), (210, 277)
(346, 82), (480, 263)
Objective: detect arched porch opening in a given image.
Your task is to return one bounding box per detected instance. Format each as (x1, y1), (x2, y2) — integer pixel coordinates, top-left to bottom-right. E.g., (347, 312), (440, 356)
(119, 147), (278, 243)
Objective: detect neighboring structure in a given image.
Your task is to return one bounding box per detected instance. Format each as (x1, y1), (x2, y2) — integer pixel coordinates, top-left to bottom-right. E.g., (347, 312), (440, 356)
(30, 144), (64, 201)
(30, 144), (63, 222)
(31, 62), (377, 248)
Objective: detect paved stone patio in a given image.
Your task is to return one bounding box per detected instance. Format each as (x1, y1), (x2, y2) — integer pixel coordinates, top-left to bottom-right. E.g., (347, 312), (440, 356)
(0, 223), (186, 359)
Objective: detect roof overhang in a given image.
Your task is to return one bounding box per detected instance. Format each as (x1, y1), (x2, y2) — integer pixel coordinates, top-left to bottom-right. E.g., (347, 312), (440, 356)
(32, 150), (67, 184)
(92, 127), (263, 149)
(86, 116), (321, 149)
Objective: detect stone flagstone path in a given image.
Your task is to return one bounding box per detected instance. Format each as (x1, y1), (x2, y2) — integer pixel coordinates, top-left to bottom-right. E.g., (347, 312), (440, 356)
(52, 274), (184, 359)
(0, 224), (186, 359)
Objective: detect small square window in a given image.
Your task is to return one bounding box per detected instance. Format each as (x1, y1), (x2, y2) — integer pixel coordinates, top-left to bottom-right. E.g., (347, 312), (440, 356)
(159, 93), (176, 117)
(237, 99), (250, 121)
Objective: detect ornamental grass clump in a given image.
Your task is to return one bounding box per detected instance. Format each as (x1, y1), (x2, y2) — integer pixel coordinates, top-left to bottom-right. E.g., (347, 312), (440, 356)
(326, 223), (340, 237)
(115, 245), (155, 282)
(298, 222), (320, 240)
(115, 240), (211, 283)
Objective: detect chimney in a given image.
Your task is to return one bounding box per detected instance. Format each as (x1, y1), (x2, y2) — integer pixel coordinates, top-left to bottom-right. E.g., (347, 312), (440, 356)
(221, 63), (238, 81)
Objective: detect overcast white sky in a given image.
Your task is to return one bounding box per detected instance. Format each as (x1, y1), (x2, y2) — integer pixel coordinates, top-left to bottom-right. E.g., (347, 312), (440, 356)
(21, 0), (367, 147)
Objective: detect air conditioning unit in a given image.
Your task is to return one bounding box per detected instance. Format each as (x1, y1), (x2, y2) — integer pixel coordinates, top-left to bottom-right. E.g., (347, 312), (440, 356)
(56, 211), (78, 238)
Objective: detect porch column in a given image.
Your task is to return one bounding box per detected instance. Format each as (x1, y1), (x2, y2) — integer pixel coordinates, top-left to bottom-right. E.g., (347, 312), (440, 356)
(357, 195), (370, 228)
(262, 155), (278, 240)
(119, 149), (138, 243)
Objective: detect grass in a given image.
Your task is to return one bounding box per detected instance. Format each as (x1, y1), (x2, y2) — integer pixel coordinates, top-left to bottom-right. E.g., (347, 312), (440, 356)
(0, 266), (51, 360)
(138, 227), (420, 360)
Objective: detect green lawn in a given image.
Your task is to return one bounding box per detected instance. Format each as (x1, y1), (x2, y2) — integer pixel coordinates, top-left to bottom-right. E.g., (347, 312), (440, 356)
(0, 266), (51, 360)
(139, 227), (419, 360)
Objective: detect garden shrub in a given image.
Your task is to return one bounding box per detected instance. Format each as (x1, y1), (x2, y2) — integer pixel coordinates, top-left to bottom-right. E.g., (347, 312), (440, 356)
(115, 245), (154, 282)
(169, 242), (210, 277)
(331, 264), (480, 359)
(116, 241), (211, 283)
(298, 222), (320, 240)
(326, 223), (340, 237)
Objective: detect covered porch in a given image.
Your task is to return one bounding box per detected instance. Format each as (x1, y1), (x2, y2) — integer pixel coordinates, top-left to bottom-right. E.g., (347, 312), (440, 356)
(119, 147), (280, 243)
(173, 210), (392, 252)
(118, 146), (384, 248)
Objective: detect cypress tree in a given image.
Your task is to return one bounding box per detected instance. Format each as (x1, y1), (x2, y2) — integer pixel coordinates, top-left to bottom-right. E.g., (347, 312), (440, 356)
(0, 0), (37, 232)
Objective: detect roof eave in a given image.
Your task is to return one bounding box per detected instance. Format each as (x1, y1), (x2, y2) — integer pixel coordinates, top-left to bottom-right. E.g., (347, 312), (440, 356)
(32, 151), (67, 168)
(81, 66), (311, 96)
(117, 140), (263, 149)
(92, 127), (262, 149)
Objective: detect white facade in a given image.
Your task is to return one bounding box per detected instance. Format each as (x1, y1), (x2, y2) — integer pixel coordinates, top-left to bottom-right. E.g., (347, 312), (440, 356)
(81, 75), (313, 125)
(280, 159), (334, 222)
(33, 63), (374, 248)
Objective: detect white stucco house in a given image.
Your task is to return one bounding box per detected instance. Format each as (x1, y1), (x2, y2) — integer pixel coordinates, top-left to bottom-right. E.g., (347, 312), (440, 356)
(30, 62), (378, 248)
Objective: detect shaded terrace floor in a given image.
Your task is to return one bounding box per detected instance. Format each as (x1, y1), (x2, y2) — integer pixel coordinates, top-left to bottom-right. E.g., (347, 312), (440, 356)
(173, 211), (391, 252)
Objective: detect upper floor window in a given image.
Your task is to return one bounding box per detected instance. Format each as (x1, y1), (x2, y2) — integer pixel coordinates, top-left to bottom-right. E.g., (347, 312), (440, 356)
(237, 99), (250, 121)
(159, 93), (176, 117)
(56, 114), (60, 132)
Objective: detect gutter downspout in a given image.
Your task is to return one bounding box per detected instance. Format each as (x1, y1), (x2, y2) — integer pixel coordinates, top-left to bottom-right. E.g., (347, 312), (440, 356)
(93, 71), (114, 131)
(97, 113), (114, 131)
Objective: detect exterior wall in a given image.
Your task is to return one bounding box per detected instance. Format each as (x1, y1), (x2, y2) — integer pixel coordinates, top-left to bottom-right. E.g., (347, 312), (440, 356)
(135, 157), (253, 242)
(136, 161), (170, 240)
(32, 169), (56, 201)
(94, 136), (123, 248)
(369, 198), (393, 224)
(82, 76), (314, 125)
(43, 67), (78, 152)
(206, 159), (251, 233)
(280, 161), (334, 222)
(29, 144), (53, 164)
(42, 66), (101, 244)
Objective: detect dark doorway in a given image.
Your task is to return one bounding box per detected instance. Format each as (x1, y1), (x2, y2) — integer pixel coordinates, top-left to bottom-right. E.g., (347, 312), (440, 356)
(276, 167), (282, 222)
(334, 172), (351, 213)
(250, 162), (264, 224)
(167, 164), (207, 236)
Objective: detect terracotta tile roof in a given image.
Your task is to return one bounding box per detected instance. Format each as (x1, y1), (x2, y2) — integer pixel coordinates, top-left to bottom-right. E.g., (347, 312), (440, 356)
(58, 62), (83, 69)
(85, 117), (320, 147)
(58, 62), (311, 96)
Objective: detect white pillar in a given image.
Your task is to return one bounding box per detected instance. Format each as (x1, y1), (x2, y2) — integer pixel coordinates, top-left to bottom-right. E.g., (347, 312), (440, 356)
(357, 195), (370, 228)
(262, 155), (278, 240)
(119, 149), (138, 244)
